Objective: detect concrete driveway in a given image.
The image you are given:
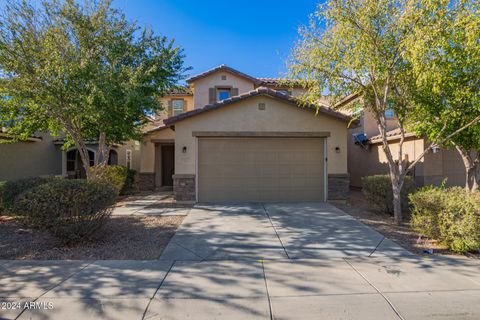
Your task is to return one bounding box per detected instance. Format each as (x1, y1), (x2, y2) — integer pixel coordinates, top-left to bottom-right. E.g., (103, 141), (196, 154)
(2, 203), (480, 320)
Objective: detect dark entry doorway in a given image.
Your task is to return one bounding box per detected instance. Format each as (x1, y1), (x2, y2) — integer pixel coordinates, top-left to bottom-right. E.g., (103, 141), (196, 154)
(66, 149), (95, 179)
(161, 145), (175, 186)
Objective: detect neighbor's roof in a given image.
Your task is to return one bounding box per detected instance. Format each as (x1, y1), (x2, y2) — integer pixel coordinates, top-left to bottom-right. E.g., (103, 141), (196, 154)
(257, 78), (303, 87)
(186, 65), (307, 88)
(166, 85), (193, 95)
(0, 127), (42, 142)
(186, 65), (262, 84)
(163, 87), (353, 126)
(368, 128), (418, 144)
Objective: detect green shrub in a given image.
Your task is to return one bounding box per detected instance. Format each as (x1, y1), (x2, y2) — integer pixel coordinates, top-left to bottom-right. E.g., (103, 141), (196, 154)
(361, 175), (416, 215)
(94, 165), (129, 195)
(122, 169), (137, 194)
(0, 176), (57, 213)
(410, 187), (480, 253)
(14, 179), (117, 244)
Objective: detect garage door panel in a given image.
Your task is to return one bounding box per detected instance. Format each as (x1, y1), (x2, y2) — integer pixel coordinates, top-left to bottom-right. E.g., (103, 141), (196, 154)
(198, 137), (325, 202)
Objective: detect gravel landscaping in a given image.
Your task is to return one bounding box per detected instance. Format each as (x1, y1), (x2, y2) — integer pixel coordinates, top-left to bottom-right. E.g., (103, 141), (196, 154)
(0, 214), (184, 260)
(334, 190), (479, 259)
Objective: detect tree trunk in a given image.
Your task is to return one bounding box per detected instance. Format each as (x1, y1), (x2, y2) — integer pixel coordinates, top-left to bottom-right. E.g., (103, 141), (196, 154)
(455, 145), (478, 192)
(91, 132), (110, 179)
(389, 172), (404, 225)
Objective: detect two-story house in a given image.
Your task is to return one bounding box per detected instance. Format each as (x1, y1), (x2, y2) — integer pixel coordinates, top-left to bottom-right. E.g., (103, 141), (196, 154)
(140, 65), (353, 203)
(346, 97), (468, 189)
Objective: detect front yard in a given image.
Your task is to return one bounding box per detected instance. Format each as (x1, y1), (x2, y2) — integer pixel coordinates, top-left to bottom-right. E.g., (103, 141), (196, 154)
(336, 190), (480, 259)
(0, 192), (186, 260)
(0, 214), (184, 260)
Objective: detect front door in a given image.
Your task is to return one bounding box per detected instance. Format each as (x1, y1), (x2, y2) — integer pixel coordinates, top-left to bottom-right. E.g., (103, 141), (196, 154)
(161, 145), (175, 186)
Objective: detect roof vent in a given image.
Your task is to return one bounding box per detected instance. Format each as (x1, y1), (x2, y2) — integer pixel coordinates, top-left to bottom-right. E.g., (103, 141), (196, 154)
(258, 103), (266, 110)
(221, 75), (227, 80)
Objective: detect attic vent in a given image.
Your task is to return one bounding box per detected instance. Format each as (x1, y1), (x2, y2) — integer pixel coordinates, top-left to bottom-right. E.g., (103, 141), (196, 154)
(258, 103), (266, 110)
(221, 75), (227, 80)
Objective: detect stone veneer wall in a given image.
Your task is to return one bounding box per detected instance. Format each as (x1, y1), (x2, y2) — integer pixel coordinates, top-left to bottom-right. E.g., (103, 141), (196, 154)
(138, 173), (155, 191)
(173, 174), (196, 202)
(328, 174), (350, 200)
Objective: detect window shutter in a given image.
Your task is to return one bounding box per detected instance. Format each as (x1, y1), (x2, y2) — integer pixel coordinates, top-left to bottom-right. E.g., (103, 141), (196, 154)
(183, 99), (187, 111)
(167, 100), (172, 117)
(231, 88), (239, 97)
(209, 88), (216, 104)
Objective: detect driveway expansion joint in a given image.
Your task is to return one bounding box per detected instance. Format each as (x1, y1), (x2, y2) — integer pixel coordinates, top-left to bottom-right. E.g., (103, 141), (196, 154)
(368, 236), (386, 257)
(14, 260), (96, 320)
(261, 260), (274, 320)
(343, 258), (406, 320)
(261, 204), (291, 260)
(141, 260), (176, 320)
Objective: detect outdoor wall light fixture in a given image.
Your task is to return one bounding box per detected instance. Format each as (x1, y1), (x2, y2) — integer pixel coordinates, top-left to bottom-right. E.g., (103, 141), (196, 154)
(335, 147), (341, 153)
(182, 146), (187, 153)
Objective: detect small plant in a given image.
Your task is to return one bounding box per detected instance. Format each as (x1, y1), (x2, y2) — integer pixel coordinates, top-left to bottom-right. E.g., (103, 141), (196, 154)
(362, 175), (416, 215)
(93, 165), (130, 195)
(0, 176), (58, 213)
(410, 187), (480, 253)
(123, 169), (137, 194)
(14, 179), (117, 244)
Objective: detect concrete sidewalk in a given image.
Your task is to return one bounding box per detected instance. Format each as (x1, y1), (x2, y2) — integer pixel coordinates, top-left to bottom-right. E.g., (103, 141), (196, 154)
(1, 203), (479, 320)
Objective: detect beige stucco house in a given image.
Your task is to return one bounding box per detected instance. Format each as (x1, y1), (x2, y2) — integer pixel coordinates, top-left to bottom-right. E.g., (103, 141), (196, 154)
(346, 97), (468, 189)
(141, 65), (353, 202)
(1, 65), (354, 202)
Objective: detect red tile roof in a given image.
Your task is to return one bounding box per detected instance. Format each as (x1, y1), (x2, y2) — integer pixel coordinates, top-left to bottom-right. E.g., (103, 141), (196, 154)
(186, 65), (262, 84)
(163, 87), (353, 126)
(368, 128), (418, 144)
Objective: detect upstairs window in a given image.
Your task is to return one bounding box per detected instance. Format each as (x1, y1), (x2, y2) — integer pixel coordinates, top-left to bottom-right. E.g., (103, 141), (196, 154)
(217, 88), (231, 101)
(385, 109), (395, 119)
(171, 99), (185, 116)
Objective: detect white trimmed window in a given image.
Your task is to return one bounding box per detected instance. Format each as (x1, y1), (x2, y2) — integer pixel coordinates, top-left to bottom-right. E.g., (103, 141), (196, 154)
(171, 99), (185, 116)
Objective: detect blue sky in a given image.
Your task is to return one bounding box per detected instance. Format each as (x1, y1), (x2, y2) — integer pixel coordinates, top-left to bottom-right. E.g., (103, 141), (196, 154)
(113, 0), (319, 78)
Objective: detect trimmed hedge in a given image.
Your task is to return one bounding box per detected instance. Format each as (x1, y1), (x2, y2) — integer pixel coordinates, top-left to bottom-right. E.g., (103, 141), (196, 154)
(410, 187), (480, 253)
(94, 165), (136, 195)
(14, 179), (117, 244)
(362, 175), (416, 215)
(0, 176), (57, 213)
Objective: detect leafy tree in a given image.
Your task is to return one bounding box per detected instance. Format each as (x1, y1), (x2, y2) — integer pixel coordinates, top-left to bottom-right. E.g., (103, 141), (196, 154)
(0, 0), (187, 179)
(406, 0), (480, 191)
(289, 0), (480, 224)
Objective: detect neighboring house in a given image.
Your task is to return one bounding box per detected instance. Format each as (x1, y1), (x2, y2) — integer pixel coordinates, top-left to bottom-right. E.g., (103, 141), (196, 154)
(0, 64), (354, 203)
(142, 65), (353, 202)
(346, 98), (467, 189)
(0, 128), (142, 181)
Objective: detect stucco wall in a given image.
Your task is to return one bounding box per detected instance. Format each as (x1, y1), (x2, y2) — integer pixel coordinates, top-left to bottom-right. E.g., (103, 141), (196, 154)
(157, 95), (195, 121)
(140, 128), (175, 173)
(362, 109), (398, 137)
(115, 140), (142, 172)
(174, 95), (349, 175)
(0, 133), (62, 181)
(348, 133), (425, 188)
(192, 71), (255, 108)
(423, 147), (466, 187)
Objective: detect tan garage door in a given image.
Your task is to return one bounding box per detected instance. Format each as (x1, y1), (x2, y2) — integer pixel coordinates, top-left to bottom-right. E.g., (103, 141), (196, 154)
(198, 137), (325, 202)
